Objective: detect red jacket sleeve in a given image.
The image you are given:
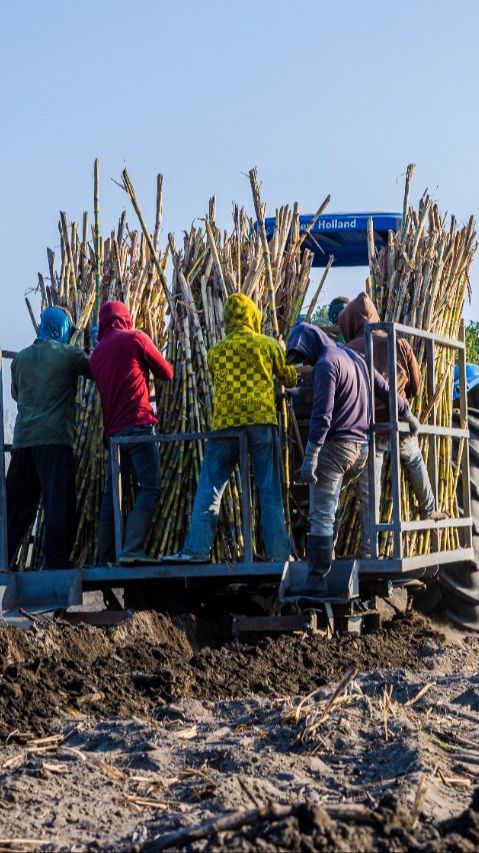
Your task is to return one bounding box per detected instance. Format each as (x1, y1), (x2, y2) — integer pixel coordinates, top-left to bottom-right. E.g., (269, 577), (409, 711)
(138, 332), (174, 381)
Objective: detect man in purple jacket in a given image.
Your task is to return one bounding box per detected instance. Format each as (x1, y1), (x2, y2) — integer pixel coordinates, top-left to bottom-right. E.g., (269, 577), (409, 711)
(286, 323), (416, 595)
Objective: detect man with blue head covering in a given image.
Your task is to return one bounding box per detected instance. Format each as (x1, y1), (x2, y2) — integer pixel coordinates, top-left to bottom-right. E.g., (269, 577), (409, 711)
(7, 306), (91, 569)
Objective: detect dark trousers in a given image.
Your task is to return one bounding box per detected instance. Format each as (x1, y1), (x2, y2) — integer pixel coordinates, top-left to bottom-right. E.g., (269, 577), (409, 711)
(6, 445), (76, 568)
(100, 425), (161, 524)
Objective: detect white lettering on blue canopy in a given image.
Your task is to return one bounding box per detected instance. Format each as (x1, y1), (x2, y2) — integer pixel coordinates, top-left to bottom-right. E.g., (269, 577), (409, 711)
(308, 218), (358, 231)
(263, 213), (401, 240)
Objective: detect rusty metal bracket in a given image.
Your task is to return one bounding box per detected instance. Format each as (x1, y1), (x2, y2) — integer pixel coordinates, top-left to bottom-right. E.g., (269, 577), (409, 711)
(231, 611), (327, 643)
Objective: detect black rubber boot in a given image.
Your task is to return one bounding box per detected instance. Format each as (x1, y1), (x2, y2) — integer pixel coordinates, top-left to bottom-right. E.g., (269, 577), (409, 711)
(119, 509), (155, 565)
(97, 521), (116, 566)
(297, 534), (334, 597)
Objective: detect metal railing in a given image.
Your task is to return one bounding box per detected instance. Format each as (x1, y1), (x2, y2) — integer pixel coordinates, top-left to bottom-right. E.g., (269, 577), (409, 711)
(0, 327), (472, 575)
(364, 321), (472, 560)
(110, 429), (253, 564)
(0, 350), (17, 570)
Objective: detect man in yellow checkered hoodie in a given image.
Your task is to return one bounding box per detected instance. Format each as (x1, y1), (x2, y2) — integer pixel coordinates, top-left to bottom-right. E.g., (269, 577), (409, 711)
(166, 292), (297, 562)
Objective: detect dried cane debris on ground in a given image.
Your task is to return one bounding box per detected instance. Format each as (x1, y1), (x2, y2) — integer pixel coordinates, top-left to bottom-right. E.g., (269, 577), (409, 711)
(1, 615), (479, 851)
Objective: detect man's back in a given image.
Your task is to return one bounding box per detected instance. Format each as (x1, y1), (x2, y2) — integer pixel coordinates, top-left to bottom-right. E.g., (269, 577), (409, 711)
(12, 340), (89, 448)
(286, 322), (371, 446)
(91, 328), (157, 437)
(90, 301), (173, 438)
(208, 292), (297, 430)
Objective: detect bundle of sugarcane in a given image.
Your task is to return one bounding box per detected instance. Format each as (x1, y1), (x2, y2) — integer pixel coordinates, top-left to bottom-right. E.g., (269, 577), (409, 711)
(121, 168), (329, 560)
(336, 164), (477, 558)
(22, 165), (170, 568)
(21, 164), (329, 567)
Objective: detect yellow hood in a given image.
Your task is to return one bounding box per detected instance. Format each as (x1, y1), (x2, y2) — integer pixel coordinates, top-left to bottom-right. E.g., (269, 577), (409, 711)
(224, 293), (261, 335)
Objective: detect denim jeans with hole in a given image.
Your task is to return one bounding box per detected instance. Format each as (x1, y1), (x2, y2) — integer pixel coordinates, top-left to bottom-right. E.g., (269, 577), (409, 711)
(358, 434), (435, 555)
(100, 425), (161, 524)
(309, 440), (369, 539)
(183, 425), (291, 560)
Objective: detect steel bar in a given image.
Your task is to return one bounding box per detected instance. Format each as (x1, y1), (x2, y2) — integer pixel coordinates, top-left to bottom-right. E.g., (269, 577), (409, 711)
(359, 548), (474, 574)
(399, 518), (471, 532)
(458, 319), (473, 548)
(373, 518), (471, 532)
(426, 338), (439, 551)
(232, 613), (318, 638)
(239, 430), (253, 563)
(110, 428), (253, 561)
(367, 322), (465, 350)
(114, 429), (246, 446)
(372, 423), (469, 438)
(58, 610), (131, 626)
(0, 352), (8, 570)
(364, 326), (378, 558)
(111, 442), (123, 562)
(387, 325), (403, 558)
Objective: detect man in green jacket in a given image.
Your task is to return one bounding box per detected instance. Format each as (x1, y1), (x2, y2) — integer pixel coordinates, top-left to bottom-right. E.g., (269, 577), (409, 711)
(7, 307), (91, 569)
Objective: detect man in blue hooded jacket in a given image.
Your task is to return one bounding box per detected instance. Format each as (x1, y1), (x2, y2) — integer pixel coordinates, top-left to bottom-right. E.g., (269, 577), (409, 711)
(286, 322), (415, 594)
(7, 307), (91, 568)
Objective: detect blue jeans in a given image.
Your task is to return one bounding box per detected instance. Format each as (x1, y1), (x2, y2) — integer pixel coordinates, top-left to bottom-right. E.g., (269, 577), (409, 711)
(184, 425), (291, 560)
(359, 435), (435, 555)
(100, 425), (161, 524)
(309, 440), (369, 538)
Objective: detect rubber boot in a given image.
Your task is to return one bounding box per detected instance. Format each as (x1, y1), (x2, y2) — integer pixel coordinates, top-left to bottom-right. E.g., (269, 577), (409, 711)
(119, 509), (155, 565)
(97, 521), (116, 566)
(297, 534), (334, 597)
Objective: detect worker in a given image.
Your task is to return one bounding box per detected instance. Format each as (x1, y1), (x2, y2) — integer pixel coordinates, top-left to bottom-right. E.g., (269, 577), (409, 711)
(328, 296), (350, 343)
(90, 301), (173, 565)
(338, 292), (447, 557)
(164, 292), (297, 563)
(285, 322), (414, 594)
(7, 306), (91, 569)
(315, 296), (350, 342)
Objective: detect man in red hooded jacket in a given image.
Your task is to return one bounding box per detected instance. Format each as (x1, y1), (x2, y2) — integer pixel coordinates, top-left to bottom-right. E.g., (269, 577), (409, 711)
(90, 301), (173, 564)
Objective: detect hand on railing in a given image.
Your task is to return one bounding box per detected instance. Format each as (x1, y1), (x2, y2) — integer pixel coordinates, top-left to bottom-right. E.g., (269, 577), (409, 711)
(404, 409), (420, 436)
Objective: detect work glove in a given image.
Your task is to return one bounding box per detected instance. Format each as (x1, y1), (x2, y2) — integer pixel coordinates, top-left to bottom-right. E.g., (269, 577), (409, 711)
(404, 408), (420, 436)
(301, 441), (320, 484)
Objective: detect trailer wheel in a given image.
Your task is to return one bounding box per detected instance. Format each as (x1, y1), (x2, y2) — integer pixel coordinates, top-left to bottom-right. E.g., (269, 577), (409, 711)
(438, 410), (479, 630)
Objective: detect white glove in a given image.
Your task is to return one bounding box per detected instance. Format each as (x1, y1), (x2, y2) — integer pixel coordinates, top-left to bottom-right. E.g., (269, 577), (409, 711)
(301, 441), (320, 484)
(404, 408), (420, 436)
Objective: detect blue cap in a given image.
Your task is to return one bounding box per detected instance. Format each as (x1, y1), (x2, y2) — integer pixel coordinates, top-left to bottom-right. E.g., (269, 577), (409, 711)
(453, 363), (479, 399)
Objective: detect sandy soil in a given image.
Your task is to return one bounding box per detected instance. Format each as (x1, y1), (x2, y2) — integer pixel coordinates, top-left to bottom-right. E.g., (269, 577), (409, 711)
(1, 611), (479, 851)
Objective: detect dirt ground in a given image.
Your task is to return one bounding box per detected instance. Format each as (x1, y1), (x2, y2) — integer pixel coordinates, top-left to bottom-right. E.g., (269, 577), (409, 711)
(1, 610), (479, 851)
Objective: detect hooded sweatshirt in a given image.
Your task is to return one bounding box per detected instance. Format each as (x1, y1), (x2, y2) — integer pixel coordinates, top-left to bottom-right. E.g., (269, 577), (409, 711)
(90, 301), (173, 438)
(286, 322), (409, 448)
(11, 308), (90, 448)
(208, 293), (297, 429)
(339, 293), (421, 422)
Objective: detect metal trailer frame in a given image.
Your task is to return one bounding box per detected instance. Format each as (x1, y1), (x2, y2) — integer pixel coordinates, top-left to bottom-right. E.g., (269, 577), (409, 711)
(0, 320), (474, 615)
(110, 428), (255, 566)
(362, 320), (473, 573)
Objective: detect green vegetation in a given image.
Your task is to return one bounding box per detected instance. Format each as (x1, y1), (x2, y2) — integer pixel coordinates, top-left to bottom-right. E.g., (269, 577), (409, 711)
(465, 321), (479, 365)
(310, 304), (330, 326)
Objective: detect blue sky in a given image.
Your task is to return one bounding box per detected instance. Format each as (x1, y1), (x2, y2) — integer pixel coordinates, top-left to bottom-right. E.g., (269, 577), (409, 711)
(1, 0), (478, 354)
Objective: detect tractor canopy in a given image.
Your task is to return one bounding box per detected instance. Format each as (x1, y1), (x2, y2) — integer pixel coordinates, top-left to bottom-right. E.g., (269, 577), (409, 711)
(263, 212), (402, 268)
